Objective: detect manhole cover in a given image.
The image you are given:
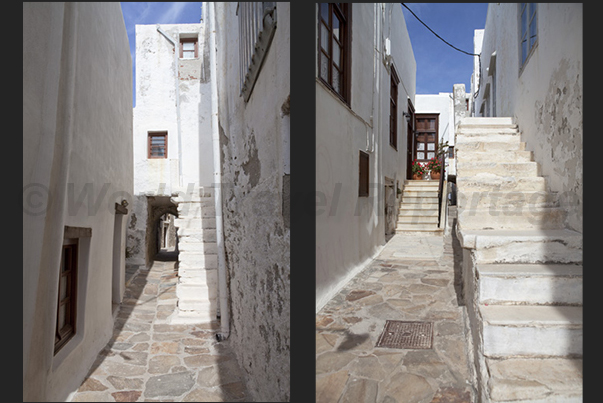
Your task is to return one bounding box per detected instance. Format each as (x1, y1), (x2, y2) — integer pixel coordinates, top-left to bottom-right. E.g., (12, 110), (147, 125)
(375, 320), (433, 349)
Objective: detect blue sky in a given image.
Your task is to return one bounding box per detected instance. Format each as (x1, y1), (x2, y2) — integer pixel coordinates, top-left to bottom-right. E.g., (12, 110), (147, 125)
(401, 3), (489, 94)
(120, 2), (203, 106)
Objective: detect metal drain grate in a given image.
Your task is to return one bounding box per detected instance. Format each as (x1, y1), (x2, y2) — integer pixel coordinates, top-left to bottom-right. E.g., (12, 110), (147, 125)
(375, 320), (433, 349)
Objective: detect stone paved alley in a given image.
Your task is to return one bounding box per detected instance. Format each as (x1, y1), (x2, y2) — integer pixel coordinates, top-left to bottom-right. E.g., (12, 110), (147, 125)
(70, 250), (249, 402)
(316, 207), (476, 403)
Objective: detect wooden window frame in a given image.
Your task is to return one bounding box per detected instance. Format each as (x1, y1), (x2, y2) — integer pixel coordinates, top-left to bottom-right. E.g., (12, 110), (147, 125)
(317, 3), (351, 105)
(358, 150), (369, 197)
(179, 37), (198, 59)
(389, 66), (400, 150)
(519, 3), (537, 72)
(148, 132), (167, 159)
(55, 238), (78, 354)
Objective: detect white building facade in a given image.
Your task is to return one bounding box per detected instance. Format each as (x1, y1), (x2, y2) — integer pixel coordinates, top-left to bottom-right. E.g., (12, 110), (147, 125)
(316, 3), (416, 310)
(23, 3), (133, 401)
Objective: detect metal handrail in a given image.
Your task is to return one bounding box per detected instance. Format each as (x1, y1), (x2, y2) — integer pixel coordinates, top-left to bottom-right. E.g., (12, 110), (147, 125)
(437, 153), (446, 228)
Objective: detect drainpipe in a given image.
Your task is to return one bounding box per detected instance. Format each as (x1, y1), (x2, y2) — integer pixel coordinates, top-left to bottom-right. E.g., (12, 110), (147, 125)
(156, 25), (184, 188)
(206, 2), (230, 341)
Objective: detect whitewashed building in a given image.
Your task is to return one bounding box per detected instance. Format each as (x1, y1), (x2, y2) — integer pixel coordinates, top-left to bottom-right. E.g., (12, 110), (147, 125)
(23, 3), (133, 401)
(316, 3), (416, 310)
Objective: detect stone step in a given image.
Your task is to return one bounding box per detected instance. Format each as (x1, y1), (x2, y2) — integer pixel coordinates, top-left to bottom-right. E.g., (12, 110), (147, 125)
(396, 223), (441, 232)
(456, 229), (582, 264)
(397, 215), (438, 224)
(402, 190), (439, 198)
(458, 116), (515, 127)
(456, 132), (523, 145)
(178, 266), (217, 280)
(456, 140), (526, 153)
(398, 208), (439, 216)
(178, 253), (218, 269)
(404, 180), (440, 187)
(457, 175), (547, 192)
(457, 161), (540, 177)
(481, 305), (582, 358)
(478, 264), (583, 306)
(457, 128), (519, 138)
(485, 357), (583, 402)
(401, 196), (439, 204)
(179, 229), (217, 243)
(463, 150), (533, 162)
(177, 299), (218, 314)
(177, 201), (215, 215)
(176, 283), (218, 300)
(178, 241), (217, 254)
(167, 308), (216, 324)
(174, 207), (216, 221)
(457, 206), (567, 230)
(456, 190), (559, 211)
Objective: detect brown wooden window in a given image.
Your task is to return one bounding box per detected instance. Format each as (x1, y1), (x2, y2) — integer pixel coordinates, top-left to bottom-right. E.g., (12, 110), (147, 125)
(318, 3), (351, 104)
(359, 150), (369, 197)
(179, 37), (198, 59)
(55, 239), (78, 354)
(148, 132), (167, 159)
(390, 66), (400, 150)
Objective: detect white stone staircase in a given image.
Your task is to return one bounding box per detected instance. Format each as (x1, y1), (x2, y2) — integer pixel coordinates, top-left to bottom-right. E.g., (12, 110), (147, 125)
(396, 180), (443, 233)
(455, 117), (583, 402)
(167, 188), (218, 324)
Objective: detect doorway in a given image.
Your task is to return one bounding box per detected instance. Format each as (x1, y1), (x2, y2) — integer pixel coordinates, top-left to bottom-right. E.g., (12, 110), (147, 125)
(406, 99), (415, 179)
(413, 114), (439, 165)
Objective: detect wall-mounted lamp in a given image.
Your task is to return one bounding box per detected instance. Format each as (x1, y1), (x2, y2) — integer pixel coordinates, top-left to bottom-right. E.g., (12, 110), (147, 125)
(402, 111), (412, 123)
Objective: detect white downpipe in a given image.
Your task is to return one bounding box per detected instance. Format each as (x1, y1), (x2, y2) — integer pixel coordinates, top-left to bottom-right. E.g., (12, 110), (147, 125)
(207, 2), (230, 341)
(156, 25), (183, 187)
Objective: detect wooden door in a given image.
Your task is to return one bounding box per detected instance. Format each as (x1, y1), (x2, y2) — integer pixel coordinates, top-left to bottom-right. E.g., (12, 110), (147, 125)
(413, 114), (439, 165)
(406, 99), (415, 179)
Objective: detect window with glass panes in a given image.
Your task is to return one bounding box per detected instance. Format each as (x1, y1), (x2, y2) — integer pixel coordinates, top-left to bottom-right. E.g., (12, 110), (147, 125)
(519, 3), (537, 69)
(318, 3), (350, 103)
(55, 239), (78, 354)
(148, 132), (167, 159)
(180, 37), (198, 59)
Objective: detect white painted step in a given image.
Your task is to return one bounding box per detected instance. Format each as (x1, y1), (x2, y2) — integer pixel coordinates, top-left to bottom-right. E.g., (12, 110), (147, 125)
(178, 252), (218, 269)
(398, 208), (438, 216)
(457, 175), (547, 192)
(456, 140), (526, 153)
(404, 180), (440, 187)
(177, 283), (218, 300)
(402, 190), (439, 198)
(481, 305), (582, 358)
(457, 206), (566, 230)
(457, 161), (540, 177)
(456, 229), (582, 264)
(401, 196), (439, 204)
(464, 150), (533, 162)
(456, 127), (519, 136)
(478, 264), (583, 306)
(458, 116), (514, 127)
(486, 357), (582, 402)
(456, 190), (559, 210)
(178, 298), (217, 313)
(167, 308), (216, 324)
(396, 224), (441, 231)
(397, 215), (438, 224)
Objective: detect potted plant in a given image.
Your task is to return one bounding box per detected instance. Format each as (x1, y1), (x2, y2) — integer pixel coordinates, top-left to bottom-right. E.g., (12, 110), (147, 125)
(411, 160), (425, 180)
(427, 157), (442, 180)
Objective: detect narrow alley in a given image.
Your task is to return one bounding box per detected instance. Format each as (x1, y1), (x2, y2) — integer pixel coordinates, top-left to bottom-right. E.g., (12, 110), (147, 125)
(70, 249), (249, 402)
(316, 207), (475, 403)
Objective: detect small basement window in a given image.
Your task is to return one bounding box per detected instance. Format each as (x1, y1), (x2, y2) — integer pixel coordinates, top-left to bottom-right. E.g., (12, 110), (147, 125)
(148, 132), (167, 159)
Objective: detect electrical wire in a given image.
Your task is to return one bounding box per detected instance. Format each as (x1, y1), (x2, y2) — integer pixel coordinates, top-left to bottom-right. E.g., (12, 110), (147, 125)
(401, 3), (482, 98)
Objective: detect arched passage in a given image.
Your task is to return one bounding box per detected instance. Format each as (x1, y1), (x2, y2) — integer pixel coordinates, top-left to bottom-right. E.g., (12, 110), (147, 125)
(146, 196), (179, 264)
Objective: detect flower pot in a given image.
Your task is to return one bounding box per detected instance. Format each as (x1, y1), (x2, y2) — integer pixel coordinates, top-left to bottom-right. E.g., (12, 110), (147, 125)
(430, 171), (441, 180)
(412, 173), (423, 180)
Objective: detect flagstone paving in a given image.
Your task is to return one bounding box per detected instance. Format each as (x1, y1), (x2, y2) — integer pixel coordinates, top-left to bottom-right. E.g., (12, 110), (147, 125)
(70, 250), (249, 402)
(316, 208), (476, 403)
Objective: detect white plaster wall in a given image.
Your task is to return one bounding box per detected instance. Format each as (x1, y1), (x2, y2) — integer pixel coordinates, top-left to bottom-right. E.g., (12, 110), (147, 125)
(415, 93), (455, 176)
(133, 23), (213, 196)
(473, 4), (582, 232)
(316, 3), (416, 310)
(23, 3), (132, 401)
(212, 3), (290, 401)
